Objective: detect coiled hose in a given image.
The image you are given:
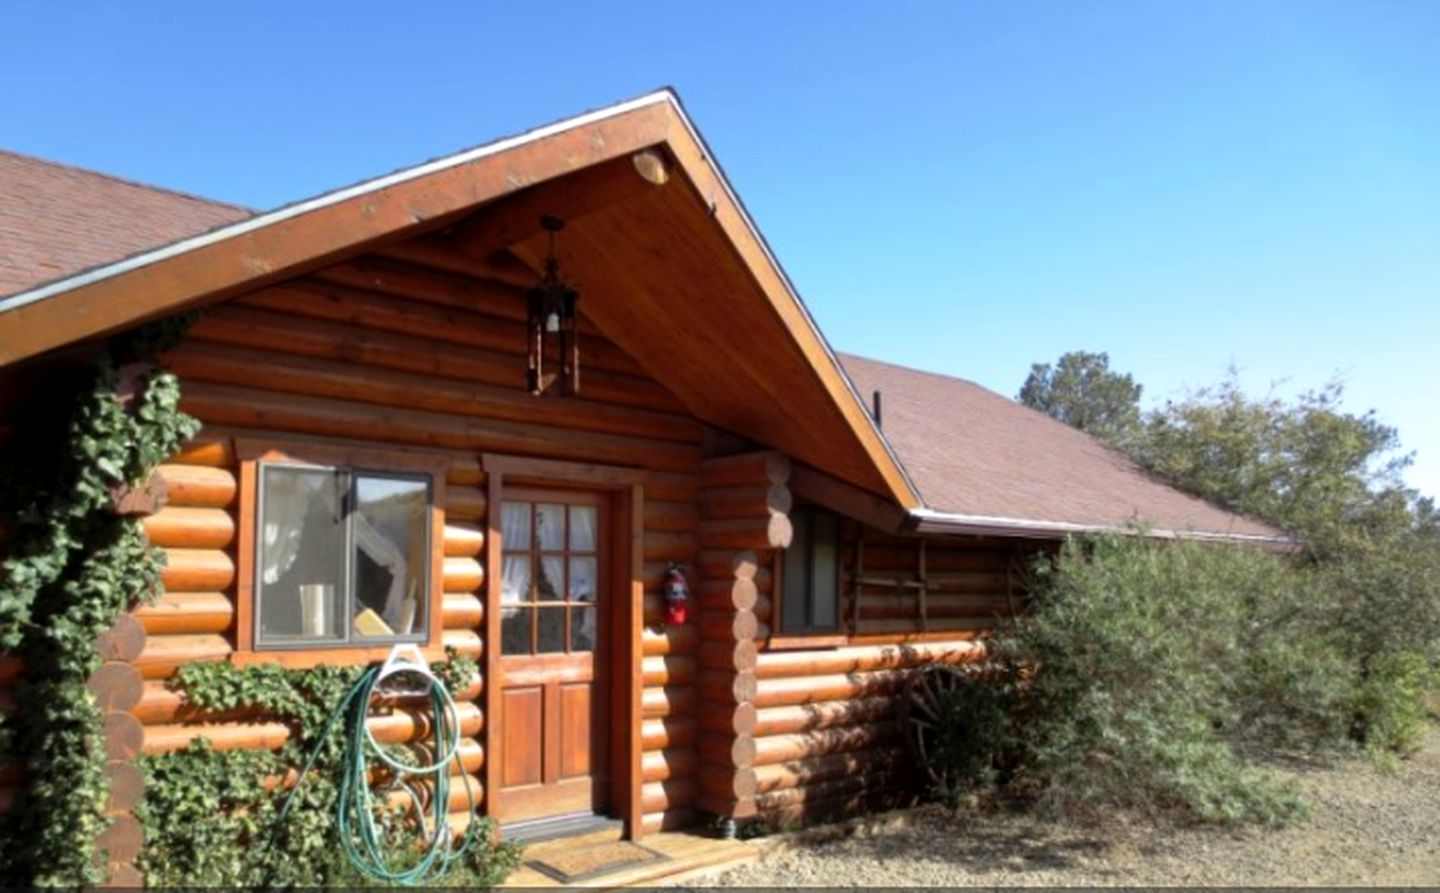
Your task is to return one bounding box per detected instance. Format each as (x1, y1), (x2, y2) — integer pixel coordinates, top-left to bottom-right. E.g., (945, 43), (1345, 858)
(281, 653), (479, 885)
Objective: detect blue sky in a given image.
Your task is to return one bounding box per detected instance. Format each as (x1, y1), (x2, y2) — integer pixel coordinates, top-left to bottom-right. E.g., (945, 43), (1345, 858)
(5, 1), (1437, 498)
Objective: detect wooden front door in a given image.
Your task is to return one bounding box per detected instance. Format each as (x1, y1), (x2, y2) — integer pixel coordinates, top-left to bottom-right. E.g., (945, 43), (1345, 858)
(495, 489), (609, 824)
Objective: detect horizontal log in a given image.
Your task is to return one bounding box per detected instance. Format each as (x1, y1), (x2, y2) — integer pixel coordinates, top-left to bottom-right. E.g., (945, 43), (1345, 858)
(643, 471), (698, 504)
(152, 464), (237, 508)
(753, 723), (900, 766)
(96, 814), (144, 864)
(160, 548), (235, 592)
(385, 774), (483, 815)
(754, 670), (911, 708)
(641, 718), (696, 752)
(640, 777), (697, 815)
(238, 279), (645, 378)
(641, 624), (698, 656)
(857, 617), (1001, 635)
(444, 486), (488, 521)
(184, 307), (686, 417)
(104, 712), (145, 761)
(754, 772), (911, 812)
(699, 701), (757, 737)
(643, 500), (699, 533)
(0, 654), (19, 685)
(134, 633), (232, 679)
(442, 628), (483, 660)
(443, 523), (485, 558)
(443, 557), (484, 593)
(858, 595), (1013, 621)
(641, 655), (697, 688)
(640, 807), (698, 835)
(87, 662), (146, 713)
(170, 439), (235, 467)
(698, 549), (759, 582)
(754, 697), (896, 737)
(697, 670), (757, 705)
(755, 641), (984, 679)
(699, 484), (792, 520)
(134, 591), (233, 635)
(752, 594), (772, 623)
(141, 506), (235, 550)
(642, 531), (698, 564)
(143, 701), (485, 755)
(697, 578), (757, 612)
(179, 381), (700, 474)
(446, 456), (485, 487)
(860, 547), (1020, 573)
(641, 685), (696, 720)
(105, 760), (146, 813)
(97, 614), (147, 663)
(700, 516), (793, 551)
(698, 640), (758, 673)
(641, 747), (698, 783)
(697, 733), (756, 769)
(134, 673), (484, 726)
(699, 765), (758, 807)
(700, 451), (791, 488)
(443, 592), (483, 629)
(698, 610), (758, 643)
(753, 746), (906, 793)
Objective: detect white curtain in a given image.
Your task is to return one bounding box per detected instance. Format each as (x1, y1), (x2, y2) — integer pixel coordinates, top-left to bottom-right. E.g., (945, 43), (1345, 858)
(353, 512), (408, 624)
(501, 502), (532, 604)
(261, 470), (339, 585)
(569, 505), (597, 551)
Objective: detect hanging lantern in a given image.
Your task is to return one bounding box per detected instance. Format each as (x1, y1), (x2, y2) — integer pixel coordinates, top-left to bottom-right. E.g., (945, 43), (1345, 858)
(526, 215), (580, 395)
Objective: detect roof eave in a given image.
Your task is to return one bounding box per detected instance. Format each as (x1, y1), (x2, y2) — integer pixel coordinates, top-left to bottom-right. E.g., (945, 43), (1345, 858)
(908, 507), (1298, 551)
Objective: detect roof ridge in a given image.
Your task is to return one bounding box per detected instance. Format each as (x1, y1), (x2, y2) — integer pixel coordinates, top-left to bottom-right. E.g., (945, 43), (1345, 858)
(0, 148), (255, 215)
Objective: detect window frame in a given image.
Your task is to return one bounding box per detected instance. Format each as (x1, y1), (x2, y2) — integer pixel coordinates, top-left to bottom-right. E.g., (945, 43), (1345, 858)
(770, 505), (847, 649)
(234, 438), (448, 667)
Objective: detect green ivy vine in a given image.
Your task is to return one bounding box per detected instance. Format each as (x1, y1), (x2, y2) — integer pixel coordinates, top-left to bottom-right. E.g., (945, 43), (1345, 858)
(138, 652), (519, 888)
(0, 318), (200, 885)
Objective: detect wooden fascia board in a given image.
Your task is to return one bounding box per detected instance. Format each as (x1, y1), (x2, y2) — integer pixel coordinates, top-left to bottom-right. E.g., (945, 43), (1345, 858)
(789, 463), (912, 534)
(0, 101), (675, 366)
(653, 111), (923, 511)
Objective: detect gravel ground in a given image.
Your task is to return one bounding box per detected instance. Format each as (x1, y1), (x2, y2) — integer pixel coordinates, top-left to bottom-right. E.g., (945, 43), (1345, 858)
(707, 726), (1440, 887)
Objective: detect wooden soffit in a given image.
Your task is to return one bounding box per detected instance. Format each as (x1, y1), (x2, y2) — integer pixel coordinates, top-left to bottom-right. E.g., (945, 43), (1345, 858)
(0, 91), (920, 508)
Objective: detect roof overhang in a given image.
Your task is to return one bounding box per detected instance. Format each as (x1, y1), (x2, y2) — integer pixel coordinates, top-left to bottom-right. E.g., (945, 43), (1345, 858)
(0, 90), (921, 508)
(910, 507), (1298, 550)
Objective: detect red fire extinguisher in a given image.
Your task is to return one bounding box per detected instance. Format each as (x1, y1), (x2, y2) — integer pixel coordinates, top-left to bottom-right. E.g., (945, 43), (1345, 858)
(663, 563), (689, 626)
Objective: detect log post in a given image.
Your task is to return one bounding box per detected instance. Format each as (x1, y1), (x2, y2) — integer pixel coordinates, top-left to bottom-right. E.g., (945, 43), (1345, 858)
(693, 449), (794, 825)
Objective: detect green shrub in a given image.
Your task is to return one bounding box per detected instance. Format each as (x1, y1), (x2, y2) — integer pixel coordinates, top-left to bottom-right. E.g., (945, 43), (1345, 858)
(902, 663), (1016, 804)
(995, 535), (1311, 826)
(1351, 650), (1437, 756)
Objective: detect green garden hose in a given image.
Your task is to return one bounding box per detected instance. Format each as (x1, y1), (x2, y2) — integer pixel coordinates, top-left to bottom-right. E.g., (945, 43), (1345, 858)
(281, 648), (480, 886)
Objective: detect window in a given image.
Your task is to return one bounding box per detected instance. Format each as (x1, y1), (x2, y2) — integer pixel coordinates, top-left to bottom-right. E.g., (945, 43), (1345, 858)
(779, 507), (841, 634)
(499, 498), (600, 656)
(254, 462), (432, 649)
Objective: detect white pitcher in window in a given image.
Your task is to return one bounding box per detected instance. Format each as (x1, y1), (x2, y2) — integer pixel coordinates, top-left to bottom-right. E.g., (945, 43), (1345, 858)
(299, 584), (332, 638)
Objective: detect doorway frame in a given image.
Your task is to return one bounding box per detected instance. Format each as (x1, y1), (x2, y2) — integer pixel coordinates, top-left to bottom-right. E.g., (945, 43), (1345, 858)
(481, 453), (645, 839)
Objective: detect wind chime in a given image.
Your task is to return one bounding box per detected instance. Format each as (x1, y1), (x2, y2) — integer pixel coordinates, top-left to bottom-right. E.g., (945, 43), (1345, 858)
(526, 215), (580, 395)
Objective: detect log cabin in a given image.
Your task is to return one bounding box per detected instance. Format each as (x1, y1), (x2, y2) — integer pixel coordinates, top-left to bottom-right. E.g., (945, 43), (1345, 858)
(0, 90), (1288, 881)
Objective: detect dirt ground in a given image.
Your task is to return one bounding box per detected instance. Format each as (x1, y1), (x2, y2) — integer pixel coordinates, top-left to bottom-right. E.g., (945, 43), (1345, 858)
(708, 726), (1440, 887)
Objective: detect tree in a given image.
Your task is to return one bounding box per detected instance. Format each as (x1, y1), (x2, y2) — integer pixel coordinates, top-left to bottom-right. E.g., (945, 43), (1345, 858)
(1018, 351), (1142, 447)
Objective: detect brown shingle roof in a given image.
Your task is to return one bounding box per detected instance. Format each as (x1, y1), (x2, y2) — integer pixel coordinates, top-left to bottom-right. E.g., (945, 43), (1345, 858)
(0, 150), (252, 298)
(840, 353), (1283, 541)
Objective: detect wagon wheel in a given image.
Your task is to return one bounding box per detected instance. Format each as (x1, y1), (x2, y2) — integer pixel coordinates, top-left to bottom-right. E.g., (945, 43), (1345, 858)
(899, 662), (972, 787)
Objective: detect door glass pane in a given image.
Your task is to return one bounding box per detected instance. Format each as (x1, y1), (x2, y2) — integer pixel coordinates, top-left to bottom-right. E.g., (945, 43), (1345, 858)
(571, 606), (596, 652)
(537, 556), (565, 601)
(536, 503), (565, 551)
(501, 502), (531, 551)
(536, 607), (566, 653)
(257, 466), (346, 644)
(501, 606), (531, 655)
(568, 557), (597, 602)
(569, 505), (597, 551)
(501, 556), (532, 604)
(353, 474), (428, 639)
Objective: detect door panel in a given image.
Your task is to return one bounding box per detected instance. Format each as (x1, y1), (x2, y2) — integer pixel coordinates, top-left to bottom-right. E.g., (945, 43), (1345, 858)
(496, 490), (609, 825)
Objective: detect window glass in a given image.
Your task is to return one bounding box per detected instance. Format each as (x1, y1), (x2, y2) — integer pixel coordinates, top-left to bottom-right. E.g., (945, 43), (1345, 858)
(536, 503), (566, 550)
(780, 508), (841, 634)
(499, 497), (601, 657)
(536, 607), (566, 653)
(257, 466), (348, 645)
(255, 463), (431, 649)
(353, 475), (428, 639)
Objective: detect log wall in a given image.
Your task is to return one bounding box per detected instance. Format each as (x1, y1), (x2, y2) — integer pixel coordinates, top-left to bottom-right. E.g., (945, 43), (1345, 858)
(135, 251), (703, 839)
